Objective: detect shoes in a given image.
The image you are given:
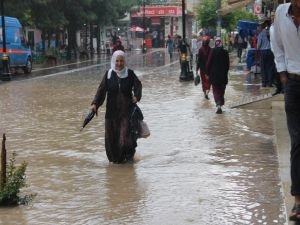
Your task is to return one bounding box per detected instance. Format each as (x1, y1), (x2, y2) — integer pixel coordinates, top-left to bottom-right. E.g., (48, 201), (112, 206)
(272, 89), (282, 96)
(216, 106), (222, 114)
(205, 94), (209, 100)
(289, 204), (300, 221)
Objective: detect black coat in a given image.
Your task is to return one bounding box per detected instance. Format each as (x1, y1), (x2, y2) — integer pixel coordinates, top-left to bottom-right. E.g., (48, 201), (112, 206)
(207, 47), (230, 85)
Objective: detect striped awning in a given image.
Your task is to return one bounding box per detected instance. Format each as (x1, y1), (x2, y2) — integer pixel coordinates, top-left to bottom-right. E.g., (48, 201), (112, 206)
(217, 0), (253, 15)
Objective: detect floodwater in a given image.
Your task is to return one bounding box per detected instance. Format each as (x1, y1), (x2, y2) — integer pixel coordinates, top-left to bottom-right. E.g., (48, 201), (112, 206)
(0, 50), (286, 224)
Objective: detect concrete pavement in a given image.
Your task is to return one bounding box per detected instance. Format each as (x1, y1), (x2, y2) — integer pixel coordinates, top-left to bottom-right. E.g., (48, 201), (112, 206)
(272, 96), (294, 224)
(231, 52), (292, 223)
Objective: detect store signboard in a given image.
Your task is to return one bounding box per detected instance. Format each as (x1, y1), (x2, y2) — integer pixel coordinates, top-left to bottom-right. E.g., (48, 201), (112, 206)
(131, 6), (182, 17)
(254, 0), (262, 15)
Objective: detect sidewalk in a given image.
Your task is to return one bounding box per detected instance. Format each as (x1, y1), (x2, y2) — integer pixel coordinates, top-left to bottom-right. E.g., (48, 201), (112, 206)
(272, 96), (293, 224)
(230, 51), (292, 223)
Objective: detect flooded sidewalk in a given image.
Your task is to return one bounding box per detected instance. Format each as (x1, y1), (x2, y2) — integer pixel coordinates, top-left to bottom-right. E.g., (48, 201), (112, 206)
(0, 50), (287, 224)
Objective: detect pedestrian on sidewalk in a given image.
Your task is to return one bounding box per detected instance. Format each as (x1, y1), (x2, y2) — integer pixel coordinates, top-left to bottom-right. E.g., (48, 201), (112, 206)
(196, 36), (211, 100)
(206, 37), (230, 114)
(235, 32), (244, 63)
(90, 50), (142, 164)
(166, 35), (174, 60)
(257, 24), (273, 87)
(271, 0), (300, 221)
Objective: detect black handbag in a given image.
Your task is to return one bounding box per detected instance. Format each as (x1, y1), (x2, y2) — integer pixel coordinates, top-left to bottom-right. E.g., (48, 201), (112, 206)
(194, 75), (200, 86)
(129, 103), (144, 139)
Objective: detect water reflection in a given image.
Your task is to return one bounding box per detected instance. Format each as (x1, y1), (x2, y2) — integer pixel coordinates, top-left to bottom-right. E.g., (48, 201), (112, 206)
(0, 207), (27, 225)
(101, 164), (144, 225)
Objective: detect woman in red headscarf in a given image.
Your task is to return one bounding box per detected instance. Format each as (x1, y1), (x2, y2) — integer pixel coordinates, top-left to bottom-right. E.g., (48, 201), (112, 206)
(196, 36), (212, 100)
(206, 37), (230, 114)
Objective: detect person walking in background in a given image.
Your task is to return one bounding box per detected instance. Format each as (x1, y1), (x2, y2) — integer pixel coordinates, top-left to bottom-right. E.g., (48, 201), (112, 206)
(90, 50), (142, 164)
(235, 32), (244, 63)
(269, 11), (283, 96)
(257, 24), (273, 87)
(196, 36), (211, 100)
(112, 39), (125, 54)
(271, 0), (300, 221)
(111, 31), (118, 45)
(166, 35), (174, 60)
(206, 37), (230, 114)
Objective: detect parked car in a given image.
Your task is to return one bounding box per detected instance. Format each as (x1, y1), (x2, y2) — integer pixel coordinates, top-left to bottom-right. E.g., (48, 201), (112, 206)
(0, 16), (32, 74)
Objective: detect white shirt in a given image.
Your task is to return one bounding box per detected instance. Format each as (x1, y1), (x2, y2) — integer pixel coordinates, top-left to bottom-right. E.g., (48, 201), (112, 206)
(271, 3), (300, 74)
(269, 24), (274, 51)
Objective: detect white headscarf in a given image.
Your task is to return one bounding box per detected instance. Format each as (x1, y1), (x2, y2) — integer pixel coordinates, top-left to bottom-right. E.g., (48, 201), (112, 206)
(109, 50), (128, 79)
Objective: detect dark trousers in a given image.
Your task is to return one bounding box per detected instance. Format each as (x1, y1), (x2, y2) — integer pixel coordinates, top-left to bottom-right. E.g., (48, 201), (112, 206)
(237, 44), (243, 60)
(260, 49), (274, 86)
(285, 79), (300, 196)
(212, 84), (226, 106)
(274, 72), (282, 92)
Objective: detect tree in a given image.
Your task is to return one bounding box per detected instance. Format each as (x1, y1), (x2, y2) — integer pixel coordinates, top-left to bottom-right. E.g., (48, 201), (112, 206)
(222, 9), (258, 31)
(196, 0), (258, 34)
(196, 0), (218, 35)
(3, 0), (136, 59)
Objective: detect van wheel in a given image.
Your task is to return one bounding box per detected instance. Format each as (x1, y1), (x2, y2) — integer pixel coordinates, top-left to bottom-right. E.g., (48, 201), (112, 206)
(23, 58), (32, 74)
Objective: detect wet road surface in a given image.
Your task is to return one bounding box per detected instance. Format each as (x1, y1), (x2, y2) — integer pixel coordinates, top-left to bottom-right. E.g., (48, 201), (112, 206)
(0, 50), (286, 224)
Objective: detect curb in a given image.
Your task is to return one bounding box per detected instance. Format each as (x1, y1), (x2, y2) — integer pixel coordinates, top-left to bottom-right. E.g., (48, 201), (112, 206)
(272, 99), (293, 224)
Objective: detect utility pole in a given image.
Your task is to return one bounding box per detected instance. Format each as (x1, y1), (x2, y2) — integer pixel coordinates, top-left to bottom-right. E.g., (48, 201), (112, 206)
(216, 0), (222, 37)
(179, 0), (193, 81)
(182, 0), (186, 40)
(142, 0), (146, 53)
(0, 0), (11, 81)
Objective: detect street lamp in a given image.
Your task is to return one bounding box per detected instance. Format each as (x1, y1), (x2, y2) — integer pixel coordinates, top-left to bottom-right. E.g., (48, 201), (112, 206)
(0, 0), (11, 81)
(179, 0), (193, 81)
(182, 0), (186, 40)
(142, 0), (146, 53)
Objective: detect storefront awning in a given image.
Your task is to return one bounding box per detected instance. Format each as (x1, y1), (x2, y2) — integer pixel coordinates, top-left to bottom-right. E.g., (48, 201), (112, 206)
(217, 0), (252, 16)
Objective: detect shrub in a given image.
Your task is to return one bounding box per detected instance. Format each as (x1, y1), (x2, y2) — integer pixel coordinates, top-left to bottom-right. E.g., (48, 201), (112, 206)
(0, 152), (36, 206)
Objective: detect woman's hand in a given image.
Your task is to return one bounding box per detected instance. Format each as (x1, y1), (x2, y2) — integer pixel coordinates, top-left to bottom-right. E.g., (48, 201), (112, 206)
(132, 96), (137, 103)
(90, 104), (97, 116)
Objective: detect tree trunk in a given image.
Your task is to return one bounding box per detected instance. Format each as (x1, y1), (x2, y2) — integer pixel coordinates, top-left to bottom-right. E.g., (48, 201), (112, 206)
(96, 25), (100, 55)
(67, 25), (78, 60)
(1, 134), (7, 191)
(90, 23), (94, 57)
(41, 31), (46, 53)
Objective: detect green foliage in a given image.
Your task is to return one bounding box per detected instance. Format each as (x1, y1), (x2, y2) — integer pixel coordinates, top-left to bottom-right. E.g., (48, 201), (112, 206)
(196, 0), (258, 32)
(222, 9), (258, 31)
(196, 0), (217, 29)
(0, 152), (36, 206)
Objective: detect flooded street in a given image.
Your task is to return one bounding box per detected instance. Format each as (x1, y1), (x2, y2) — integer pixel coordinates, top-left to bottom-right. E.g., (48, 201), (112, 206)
(0, 50), (286, 224)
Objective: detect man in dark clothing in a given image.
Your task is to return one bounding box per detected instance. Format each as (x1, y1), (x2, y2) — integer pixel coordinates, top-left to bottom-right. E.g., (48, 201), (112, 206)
(178, 38), (192, 80)
(206, 37), (230, 114)
(111, 32), (118, 45)
(112, 39), (125, 54)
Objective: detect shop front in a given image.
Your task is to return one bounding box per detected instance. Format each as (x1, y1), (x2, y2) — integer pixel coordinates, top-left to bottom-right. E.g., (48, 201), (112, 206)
(131, 6), (191, 49)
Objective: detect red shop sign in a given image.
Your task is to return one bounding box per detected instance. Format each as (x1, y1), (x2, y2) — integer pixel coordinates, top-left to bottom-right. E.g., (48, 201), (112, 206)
(131, 6), (182, 17)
